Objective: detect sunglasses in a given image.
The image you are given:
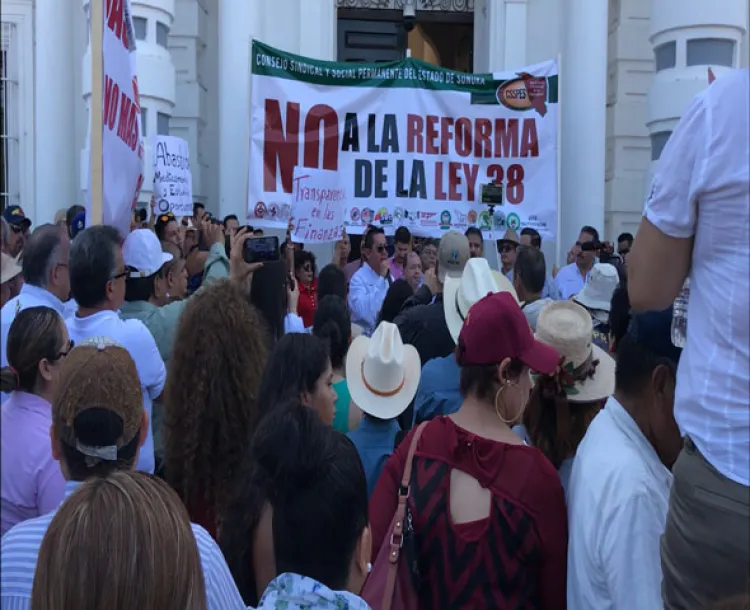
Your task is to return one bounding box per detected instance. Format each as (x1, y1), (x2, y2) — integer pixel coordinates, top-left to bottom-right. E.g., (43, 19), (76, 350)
(10, 225), (23, 234)
(375, 245), (386, 253)
(618, 247), (630, 255)
(302, 263), (313, 272)
(158, 213), (176, 224)
(500, 244), (516, 254)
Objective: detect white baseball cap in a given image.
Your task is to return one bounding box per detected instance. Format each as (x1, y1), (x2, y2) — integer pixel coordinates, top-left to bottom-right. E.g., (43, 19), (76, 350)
(122, 229), (173, 278)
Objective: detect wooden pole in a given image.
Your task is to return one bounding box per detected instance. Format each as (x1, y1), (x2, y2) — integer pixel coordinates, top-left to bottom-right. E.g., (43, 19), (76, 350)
(90, 0), (104, 225)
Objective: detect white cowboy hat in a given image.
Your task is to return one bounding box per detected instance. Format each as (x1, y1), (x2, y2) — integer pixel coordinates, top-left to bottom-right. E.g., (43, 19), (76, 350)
(535, 301), (615, 403)
(1, 252), (22, 285)
(444, 258), (518, 343)
(573, 263), (619, 312)
(346, 321), (421, 420)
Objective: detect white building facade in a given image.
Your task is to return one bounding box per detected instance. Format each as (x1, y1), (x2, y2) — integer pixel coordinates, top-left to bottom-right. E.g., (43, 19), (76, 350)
(1, 0), (747, 255)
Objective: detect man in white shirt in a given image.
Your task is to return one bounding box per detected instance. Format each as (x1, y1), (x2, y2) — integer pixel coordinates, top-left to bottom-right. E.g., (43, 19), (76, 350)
(66, 225), (166, 475)
(1, 224), (71, 370)
(554, 225), (599, 300)
(348, 226), (391, 336)
(628, 69), (750, 609)
(567, 308), (683, 610)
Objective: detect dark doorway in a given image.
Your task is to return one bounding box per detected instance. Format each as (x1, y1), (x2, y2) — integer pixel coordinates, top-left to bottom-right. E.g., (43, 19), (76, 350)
(337, 17), (407, 63)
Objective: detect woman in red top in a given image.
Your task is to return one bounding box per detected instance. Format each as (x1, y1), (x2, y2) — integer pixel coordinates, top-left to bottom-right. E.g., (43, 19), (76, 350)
(368, 291), (568, 609)
(294, 250), (318, 328)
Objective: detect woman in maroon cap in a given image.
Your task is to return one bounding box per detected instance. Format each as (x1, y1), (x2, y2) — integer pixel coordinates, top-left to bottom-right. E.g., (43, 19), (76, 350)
(368, 291), (567, 610)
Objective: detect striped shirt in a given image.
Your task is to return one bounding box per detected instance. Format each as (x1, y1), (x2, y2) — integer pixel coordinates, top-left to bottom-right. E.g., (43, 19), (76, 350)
(1, 481), (247, 610)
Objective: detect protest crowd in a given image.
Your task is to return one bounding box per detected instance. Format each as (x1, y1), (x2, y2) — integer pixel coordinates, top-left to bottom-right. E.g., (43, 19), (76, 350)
(0, 62), (748, 610)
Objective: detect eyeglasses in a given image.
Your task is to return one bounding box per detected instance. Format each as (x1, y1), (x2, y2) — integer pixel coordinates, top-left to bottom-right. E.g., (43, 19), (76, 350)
(110, 268), (130, 281)
(57, 340), (75, 360)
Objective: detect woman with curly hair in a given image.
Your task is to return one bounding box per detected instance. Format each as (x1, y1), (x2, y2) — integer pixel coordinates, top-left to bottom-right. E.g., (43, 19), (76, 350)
(163, 279), (270, 539)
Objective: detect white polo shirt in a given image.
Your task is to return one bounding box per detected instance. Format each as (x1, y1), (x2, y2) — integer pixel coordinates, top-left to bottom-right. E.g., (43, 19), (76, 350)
(66, 310), (166, 474)
(349, 263), (391, 336)
(567, 396), (672, 609)
(553, 262), (592, 301)
(643, 68), (750, 486)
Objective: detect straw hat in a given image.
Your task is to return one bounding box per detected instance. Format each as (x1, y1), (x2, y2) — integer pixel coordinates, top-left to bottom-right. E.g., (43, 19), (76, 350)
(345, 321), (421, 420)
(497, 228), (520, 246)
(535, 301), (615, 403)
(1, 252), (22, 285)
(573, 263), (619, 312)
(444, 257), (518, 343)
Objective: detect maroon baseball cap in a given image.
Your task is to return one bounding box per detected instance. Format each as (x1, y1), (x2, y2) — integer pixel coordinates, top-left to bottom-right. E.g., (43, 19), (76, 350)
(456, 291), (559, 374)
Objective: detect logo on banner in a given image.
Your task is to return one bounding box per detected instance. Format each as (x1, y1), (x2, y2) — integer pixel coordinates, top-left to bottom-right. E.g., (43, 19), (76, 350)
(361, 208), (374, 225)
(496, 72), (549, 116)
(478, 211), (491, 231)
(440, 211), (452, 230)
(350, 207), (361, 223)
(375, 207), (393, 225)
(506, 213), (521, 231)
(254, 201), (267, 218)
(393, 207), (404, 224)
(467, 210), (478, 226)
(157, 198), (170, 213)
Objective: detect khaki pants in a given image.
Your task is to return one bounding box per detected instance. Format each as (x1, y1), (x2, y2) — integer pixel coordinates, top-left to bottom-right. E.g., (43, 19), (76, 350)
(661, 437), (750, 610)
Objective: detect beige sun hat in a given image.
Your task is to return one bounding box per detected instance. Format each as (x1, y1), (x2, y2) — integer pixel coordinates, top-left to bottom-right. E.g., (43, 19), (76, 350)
(1, 252), (22, 285)
(443, 257), (518, 343)
(535, 300), (615, 403)
(346, 321), (421, 420)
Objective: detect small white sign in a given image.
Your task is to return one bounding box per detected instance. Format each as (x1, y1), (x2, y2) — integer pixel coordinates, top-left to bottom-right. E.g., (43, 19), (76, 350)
(291, 167), (345, 244)
(152, 136), (192, 216)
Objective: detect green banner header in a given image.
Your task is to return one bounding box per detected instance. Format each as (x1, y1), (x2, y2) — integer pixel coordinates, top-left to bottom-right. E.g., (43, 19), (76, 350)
(251, 40), (558, 104)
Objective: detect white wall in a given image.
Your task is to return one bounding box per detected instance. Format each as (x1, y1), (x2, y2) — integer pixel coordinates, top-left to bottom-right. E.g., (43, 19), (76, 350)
(605, 0), (652, 241)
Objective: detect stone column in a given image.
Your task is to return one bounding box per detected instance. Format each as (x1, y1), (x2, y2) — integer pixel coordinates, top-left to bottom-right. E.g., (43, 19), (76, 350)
(35, 0), (76, 223)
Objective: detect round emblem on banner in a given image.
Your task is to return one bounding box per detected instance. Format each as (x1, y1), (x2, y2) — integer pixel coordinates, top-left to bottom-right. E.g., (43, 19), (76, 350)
(506, 213), (521, 231)
(254, 202), (267, 219)
(361, 208), (374, 225)
(467, 210), (478, 225)
(269, 204), (279, 218)
(393, 208), (404, 223)
(350, 208), (361, 223)
(493, 210), (507, 230)
(478, 211), (491, 230)
(157, 199), (170, 213)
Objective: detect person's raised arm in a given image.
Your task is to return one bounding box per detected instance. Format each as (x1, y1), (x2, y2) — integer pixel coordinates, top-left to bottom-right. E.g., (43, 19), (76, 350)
(628, 95), (706, 311)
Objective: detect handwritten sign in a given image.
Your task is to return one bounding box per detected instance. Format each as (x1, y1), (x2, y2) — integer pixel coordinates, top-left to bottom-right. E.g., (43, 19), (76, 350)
(152, 135), (192, 215)
(291, 168), (345, 243)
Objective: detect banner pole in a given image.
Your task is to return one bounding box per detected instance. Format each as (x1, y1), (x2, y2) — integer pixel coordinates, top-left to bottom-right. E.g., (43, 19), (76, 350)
(90, 0), (104, 226)
(555, 52), (563, 268)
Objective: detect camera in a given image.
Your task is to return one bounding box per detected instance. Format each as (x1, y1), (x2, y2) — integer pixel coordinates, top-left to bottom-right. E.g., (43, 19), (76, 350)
(480, 183), (504, 206)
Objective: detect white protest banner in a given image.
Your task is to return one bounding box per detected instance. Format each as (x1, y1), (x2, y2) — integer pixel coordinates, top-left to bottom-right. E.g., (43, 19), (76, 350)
(248, 41), (558, 240)
(88, 0), (144, 234)
(291, 167), (346, 244)
(152, 136), (192, 216)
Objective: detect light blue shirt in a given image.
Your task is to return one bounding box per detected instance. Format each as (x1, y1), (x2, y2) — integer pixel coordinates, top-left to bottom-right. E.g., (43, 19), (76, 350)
(0, 481), (247, 610)
(349, 264), (391, 336)
(257, 573), (371, 610)
(413, 355), (462, 426)
(347, 416), (401, 498)
(553, 263), (593, 301)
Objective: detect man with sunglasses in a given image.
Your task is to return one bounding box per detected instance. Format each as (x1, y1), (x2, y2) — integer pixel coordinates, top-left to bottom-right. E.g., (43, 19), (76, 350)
(554, 225), (600, 300)
(349, 227), (391, 336)
(3, 206), (31, 258)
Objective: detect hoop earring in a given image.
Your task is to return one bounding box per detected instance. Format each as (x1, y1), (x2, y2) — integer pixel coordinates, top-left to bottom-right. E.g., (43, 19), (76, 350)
(494, 383), (518, 426)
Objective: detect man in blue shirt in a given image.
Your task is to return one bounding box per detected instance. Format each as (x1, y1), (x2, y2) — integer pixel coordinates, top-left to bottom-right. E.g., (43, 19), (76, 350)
(554, 225), (599, 300)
